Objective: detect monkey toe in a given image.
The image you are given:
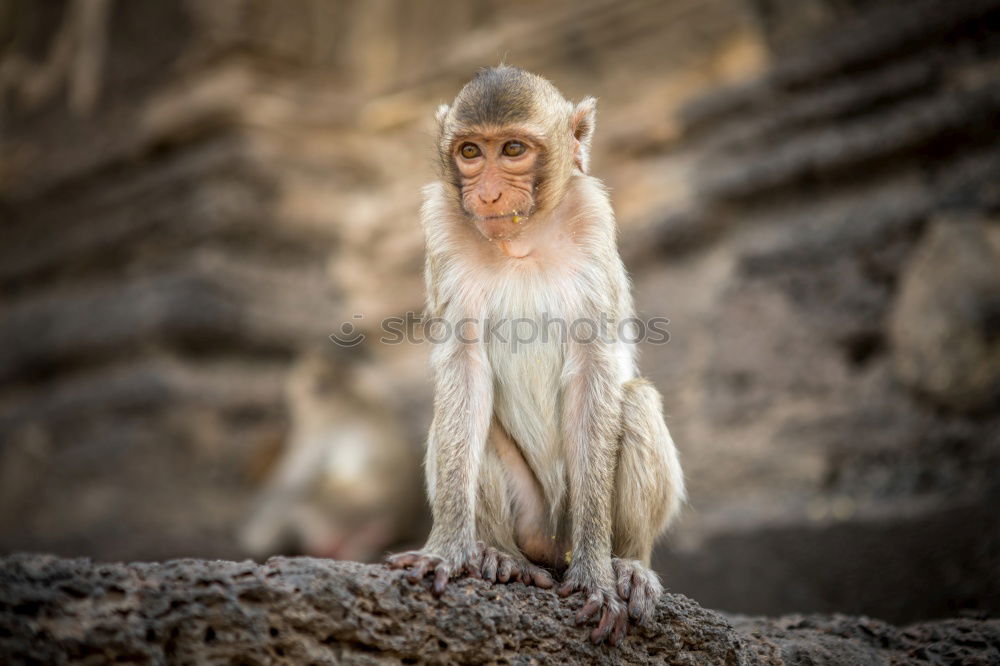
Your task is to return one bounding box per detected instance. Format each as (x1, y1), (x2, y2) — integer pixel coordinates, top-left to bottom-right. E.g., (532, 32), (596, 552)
(432, 564), (451, 596)
(519, 562), (554, 589)
(497, 556), (515, 582)
(592, 598), (628, 647)
(611, 558), (662, 625)
(575, 590), (603, 623)
(574, 588), (628, 646)
(481, 549), (499, 582)
(559, 569), (630, 646)
(405, 556), (440, 583)
(387, 549), (466, 594)
(385, 551), (421, 569)
(476, 544), (530, 585)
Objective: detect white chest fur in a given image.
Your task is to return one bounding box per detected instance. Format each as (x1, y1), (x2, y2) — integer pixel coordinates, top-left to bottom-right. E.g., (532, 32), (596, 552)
(479, 258), (584, 518)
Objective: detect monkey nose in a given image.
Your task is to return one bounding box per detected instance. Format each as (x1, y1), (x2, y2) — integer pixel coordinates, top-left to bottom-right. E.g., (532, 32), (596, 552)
(479, 190), (502, 204)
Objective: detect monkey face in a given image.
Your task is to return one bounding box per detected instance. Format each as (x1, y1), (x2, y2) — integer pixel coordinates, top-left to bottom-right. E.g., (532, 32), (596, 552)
(452, 134), (540, 240)
(435, 67), (597, 242)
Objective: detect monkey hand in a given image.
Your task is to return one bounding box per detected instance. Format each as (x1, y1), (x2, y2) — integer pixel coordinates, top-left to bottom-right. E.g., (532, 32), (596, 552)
(386, 542), (483, 596)
(557, 563), (629, 646)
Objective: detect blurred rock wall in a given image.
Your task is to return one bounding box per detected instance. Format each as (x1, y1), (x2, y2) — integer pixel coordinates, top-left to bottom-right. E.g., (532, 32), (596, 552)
(639, 0), (1000, 622)
(1, 0), (997, 623)
(0, 0), (758, 561)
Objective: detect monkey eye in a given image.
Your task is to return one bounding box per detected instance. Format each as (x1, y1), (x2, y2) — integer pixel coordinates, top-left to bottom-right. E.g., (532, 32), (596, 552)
(502, 141), (526, 157)
(459, 143), (481, 159)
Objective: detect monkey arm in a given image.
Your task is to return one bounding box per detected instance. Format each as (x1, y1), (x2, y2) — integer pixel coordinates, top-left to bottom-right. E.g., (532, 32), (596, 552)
(424, 331), (493, 555)
(387, 324), (493, 594)
(560, 339), (623, 578)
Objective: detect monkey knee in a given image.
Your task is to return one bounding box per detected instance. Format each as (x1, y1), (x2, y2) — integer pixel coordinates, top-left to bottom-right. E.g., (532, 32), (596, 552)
(617, 379), (685, 538)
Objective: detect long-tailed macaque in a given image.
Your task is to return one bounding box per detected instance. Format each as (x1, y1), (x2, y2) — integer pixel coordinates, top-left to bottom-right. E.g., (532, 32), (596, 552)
(387, 66), (685, 646)
(241, 350), (423, 562)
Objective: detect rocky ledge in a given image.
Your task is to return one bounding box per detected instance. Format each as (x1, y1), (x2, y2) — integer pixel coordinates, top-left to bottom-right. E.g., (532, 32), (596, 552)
(0, 554), (997, 664)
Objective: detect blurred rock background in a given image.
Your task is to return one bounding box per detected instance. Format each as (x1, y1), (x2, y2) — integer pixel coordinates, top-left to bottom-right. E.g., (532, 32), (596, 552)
(1, 0), (998, 624)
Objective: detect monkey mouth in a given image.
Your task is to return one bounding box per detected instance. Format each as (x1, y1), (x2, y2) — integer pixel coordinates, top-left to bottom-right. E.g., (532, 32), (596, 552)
(479, 210), (531, 224)
(472, 211), (533, 243)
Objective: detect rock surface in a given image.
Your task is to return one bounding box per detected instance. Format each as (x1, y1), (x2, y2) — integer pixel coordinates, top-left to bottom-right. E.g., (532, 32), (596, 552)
(889, 219), (1000, 414)
(2, 554), (998, 665)
(3, 0), (1000, 626)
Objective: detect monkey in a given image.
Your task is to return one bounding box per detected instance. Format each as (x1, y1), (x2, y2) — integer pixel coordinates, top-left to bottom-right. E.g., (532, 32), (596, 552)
(387, 66), (685, 646)
(241, 349), (424, 562)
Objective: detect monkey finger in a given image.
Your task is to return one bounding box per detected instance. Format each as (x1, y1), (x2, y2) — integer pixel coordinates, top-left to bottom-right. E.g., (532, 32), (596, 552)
(557, 582), (576, 597)
(432, 565), (451, 596)
(575, 593), (602, 625)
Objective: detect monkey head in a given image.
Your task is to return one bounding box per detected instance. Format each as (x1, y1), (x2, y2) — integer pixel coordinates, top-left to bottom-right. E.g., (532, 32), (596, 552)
(435, 66), (596, 242)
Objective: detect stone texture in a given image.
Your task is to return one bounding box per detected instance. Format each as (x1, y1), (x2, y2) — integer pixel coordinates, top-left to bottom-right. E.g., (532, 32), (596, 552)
(0, 0), (764, 564)
(889, 219), (1000, 414)
(637, 0), (1000, 622)
(2, 553), (998, 665)
(2, 0), (999, 628)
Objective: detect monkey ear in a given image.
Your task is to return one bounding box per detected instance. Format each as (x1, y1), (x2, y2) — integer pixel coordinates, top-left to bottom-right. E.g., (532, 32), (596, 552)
(435, 104), (451, 126)
(570, 96), (597, 173)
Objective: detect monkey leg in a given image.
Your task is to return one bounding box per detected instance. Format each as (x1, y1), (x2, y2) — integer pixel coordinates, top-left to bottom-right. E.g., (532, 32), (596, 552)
(474, 424), (556, 588)
(388, 425), (554, 591)
(611, 377), (685, 624)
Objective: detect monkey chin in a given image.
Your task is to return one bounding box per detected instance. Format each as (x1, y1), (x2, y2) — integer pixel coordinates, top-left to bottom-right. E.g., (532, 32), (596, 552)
(473, 213), (531, 243)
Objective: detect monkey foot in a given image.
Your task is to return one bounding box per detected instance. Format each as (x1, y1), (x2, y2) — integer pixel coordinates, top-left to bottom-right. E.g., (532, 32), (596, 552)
(557, 570), (629, 646)
(612, 558), (663, 626)
(478, 543), (554, 588)
(387, 542), (554, 595)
